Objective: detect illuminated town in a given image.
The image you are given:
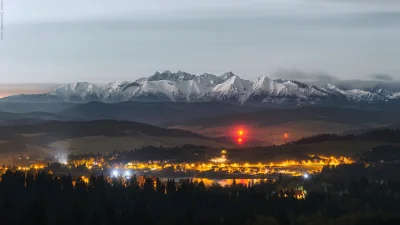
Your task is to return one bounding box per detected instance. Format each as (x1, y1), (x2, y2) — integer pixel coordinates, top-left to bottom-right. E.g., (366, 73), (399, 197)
(0, 149), (354, 187)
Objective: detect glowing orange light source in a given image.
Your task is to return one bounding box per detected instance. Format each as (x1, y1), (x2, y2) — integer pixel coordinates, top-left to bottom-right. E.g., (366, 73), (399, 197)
(284, 133), (288, 138)
(237, 138), (243, 143)
(238, 130), (244, 136)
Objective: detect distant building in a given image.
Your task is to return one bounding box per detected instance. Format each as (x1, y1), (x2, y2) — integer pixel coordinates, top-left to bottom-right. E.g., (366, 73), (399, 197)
(293, 190), (305, 199)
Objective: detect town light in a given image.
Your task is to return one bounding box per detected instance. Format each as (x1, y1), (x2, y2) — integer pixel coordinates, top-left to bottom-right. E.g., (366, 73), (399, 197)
(303, 173), (309, 179)
(112, 170), (119, 177)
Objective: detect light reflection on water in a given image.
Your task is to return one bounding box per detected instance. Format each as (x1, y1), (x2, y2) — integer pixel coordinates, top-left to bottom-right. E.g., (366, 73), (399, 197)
(160, 177), (270, 187)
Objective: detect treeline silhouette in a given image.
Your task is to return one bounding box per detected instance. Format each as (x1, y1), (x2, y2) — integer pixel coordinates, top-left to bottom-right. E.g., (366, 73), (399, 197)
(290, 129), (400, 145)
(108, 145), (211, 162)
(361, 145), (400, 163)
(2, 168), (400, 225)
(66, 145), (211, 164)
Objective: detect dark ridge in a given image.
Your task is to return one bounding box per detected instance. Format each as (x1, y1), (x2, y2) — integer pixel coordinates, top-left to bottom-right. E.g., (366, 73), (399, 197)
(289, 128), (400, 145)
(177, 106), (400, 127)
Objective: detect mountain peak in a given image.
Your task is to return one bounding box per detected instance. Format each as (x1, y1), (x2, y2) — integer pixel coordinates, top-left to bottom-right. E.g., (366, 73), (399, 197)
(219, 71), (236, 81)
(326, 83), (337, 89)
(148, 70), (195, 82)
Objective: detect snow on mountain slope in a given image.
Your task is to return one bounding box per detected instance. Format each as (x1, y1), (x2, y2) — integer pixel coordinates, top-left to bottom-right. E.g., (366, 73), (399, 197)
(50, 81), (136, 102)
(134, 77), (149, 84)
(344, 89), (382, 102)
(321, 84), (388, 102)
(51, 82), (98, 98)
(250, 76), (330, 104)
(175, 80), (208, 100)
(252, 76), (279, 95)
(218, 71), (236, 81)
(211, 76), (252, 103)
(389, 92), (400, 99)
(195, 73), (224, 87)
(1, 70), (399, 105)
(320, 84), (347, 96)
(136, 80), (180, 101)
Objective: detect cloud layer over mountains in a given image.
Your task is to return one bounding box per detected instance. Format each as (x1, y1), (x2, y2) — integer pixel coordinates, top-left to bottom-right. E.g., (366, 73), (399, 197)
(272, 69), (400, 91)
(2, 0), (399, 83)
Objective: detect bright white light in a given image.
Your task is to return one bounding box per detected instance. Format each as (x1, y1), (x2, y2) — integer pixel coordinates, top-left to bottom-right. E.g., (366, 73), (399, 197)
(112, 170), (119, 177)
(125, 171), (131, 177)
(303, 173), (309, 179)
(59, 158), (68, 165)
(57, 154), (68, 165)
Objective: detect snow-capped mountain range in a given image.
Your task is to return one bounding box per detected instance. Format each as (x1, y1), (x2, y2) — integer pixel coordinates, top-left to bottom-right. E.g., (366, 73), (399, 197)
(2, 71), (400, 105)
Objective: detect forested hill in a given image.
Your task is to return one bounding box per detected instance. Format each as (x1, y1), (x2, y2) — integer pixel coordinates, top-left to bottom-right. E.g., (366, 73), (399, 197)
(290, 129), (400, 145)
(0, 120), (210, 139)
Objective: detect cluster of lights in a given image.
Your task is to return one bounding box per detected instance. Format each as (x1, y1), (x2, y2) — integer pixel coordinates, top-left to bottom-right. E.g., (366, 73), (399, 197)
(210, 155), (227, 163)
(112, 170), (133, 178)
(10, 147), (353, 180)
(114, 155), (351, 177)
(210, 149), (229, 163)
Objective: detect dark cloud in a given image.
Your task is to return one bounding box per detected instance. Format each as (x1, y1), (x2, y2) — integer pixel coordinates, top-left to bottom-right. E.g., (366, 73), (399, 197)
(272, 69), (310, 80)
(334, 80), (400, 91)
(272, 69), (339, 84)
(370, 73), (394, 81)
(271, 69), (400, 91)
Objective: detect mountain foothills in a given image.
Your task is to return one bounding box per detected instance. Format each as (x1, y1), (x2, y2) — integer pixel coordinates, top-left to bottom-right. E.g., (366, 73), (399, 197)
(0, 120), (236, 156)
(2, 71), (400, 105)
(0, 102), (263, 126)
